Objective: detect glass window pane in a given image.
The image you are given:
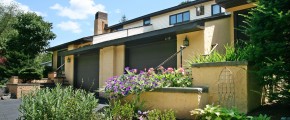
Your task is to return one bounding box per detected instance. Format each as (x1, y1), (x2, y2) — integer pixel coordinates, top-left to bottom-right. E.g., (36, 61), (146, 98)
(183, 12), (190, 21)
(212, 4), (221, 15)
(177, 13), (183, 23)
(144, 18), (150, 25)
(170, 15), (176, 25)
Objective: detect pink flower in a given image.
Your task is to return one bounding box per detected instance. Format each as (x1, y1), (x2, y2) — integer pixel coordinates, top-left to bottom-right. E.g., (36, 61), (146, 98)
(166, 67), (174, 74)
(178, 67), (185, 75)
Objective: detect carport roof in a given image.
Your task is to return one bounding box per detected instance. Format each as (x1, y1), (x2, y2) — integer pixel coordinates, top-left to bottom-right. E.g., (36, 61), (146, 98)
(58, 14), (230, 56)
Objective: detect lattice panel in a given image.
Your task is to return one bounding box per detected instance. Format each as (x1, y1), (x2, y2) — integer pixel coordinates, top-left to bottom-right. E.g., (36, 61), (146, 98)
(218, 67), (235, 108)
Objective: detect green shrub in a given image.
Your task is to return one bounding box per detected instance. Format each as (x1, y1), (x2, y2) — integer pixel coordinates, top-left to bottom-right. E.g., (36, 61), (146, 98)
(19, 84), (99, 120)
(191, 105), (248, 120)
(191, 105), (270, 120)
(19, 67), (42, 83)
(146, 109), (176, 120)
(186, 45), (246, 66)
(102, 100), (135, 120)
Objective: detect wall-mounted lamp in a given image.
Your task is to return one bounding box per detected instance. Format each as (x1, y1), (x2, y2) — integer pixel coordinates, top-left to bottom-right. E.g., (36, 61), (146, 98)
(183, 36), (189, 46)
(67, 57), (71, 63)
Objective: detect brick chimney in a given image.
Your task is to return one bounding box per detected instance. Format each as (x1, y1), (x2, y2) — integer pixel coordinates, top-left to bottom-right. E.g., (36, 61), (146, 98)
(94, 11), (108, 35)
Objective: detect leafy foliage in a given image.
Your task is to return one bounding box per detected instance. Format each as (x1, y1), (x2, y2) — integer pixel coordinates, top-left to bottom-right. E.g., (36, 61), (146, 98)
(190, 105), (270, 120)
(19, 84), (99, 120)
(243, 0), (290, 103)
(145, 109), (176, 120)
(111, 100), (135, 120)
(186, 45), (246, 65)
(19, 68), (42, 83)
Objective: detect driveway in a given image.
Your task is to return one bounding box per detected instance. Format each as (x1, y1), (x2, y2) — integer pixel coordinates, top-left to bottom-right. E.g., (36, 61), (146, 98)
(0, 99), (20, 120)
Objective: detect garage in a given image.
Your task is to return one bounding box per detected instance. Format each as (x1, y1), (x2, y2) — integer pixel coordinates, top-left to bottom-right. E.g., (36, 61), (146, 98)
(125, 38), (177, 70)
(74, 51), (99, 92)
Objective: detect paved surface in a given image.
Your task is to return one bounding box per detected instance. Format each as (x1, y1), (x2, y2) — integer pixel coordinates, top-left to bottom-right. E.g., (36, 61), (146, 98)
(0, 98), (108, 120)
(0, 99), (20, 120)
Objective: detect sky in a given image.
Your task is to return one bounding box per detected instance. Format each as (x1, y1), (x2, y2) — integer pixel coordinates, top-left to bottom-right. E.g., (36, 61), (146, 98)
(1, 0), (186, 47)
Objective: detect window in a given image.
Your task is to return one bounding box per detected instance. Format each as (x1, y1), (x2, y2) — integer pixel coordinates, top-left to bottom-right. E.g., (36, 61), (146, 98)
(212, 4), (225, 15)
(169, 11), (190, 25)
(196, 6), (204, 16)
(143, 18), (151, 26)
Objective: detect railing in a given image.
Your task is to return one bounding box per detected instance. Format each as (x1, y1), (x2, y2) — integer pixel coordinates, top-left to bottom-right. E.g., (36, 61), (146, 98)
(93, 25), (153, 44)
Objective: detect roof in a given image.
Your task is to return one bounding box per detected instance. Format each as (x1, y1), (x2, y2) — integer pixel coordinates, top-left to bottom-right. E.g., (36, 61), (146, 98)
(59, 14), (230, 56)
(46, 36), (93, 51)
(107, 0), (211, 29)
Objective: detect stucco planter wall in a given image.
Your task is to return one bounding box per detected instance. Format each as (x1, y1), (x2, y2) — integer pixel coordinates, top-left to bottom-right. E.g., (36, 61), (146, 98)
(123, 87), (208, 119)
(6, 83), (40, 99)
(191, 61), (262, 113)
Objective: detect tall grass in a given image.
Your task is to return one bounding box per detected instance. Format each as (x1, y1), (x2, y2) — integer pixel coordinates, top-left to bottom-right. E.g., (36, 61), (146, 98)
(19, 84), (98, 120)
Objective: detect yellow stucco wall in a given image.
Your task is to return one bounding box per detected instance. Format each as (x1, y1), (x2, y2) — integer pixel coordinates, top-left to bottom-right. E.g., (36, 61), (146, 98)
(99, 45), (125, 89)
(123, 91), (208, 119)
(64, 44), (77, 85)
(52, 51), (58, 70)
(177, 17), (231, 67)
(177, 31), (204, 67)
(191, 63), (261, 113)
(204, 17), (231, 54)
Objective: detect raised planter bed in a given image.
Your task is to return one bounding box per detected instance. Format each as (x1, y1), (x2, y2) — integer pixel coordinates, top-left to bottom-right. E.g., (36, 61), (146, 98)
(6, 83), (40, 99)
(191, 61), (262, 113)
(123, 87), (208, 119)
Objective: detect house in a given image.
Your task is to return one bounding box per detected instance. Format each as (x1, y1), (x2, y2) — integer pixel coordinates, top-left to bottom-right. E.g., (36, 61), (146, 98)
(46, 0), (255, 92)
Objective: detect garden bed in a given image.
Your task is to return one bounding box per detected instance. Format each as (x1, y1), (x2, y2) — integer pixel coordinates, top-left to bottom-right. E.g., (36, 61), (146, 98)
(123, 87), (208, 119)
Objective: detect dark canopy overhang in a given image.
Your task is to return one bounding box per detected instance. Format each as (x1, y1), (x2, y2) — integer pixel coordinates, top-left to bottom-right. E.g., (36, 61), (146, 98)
(215, 0), (251, 9)
(59, 14), (230, 56)
(46, 36), (93, 51)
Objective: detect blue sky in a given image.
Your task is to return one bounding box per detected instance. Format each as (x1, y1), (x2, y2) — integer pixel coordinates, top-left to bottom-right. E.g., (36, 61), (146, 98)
(1, 0), (185, 47)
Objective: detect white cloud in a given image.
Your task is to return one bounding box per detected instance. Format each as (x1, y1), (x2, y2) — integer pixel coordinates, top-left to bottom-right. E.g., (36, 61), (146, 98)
(50, 0), (106, 20)
(57, 21), (82, 33)
(115, 9), (121, 14)
(0, 0), (47, 17)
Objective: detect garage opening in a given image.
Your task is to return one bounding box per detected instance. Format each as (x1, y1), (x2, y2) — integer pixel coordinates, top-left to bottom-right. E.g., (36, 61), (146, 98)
(74, 51), (99, 92)
(125, 36), (177, 70)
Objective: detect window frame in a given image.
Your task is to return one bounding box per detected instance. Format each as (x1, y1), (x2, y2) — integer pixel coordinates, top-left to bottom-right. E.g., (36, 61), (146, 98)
(169, 11), (190, 25)
(196, 6), (205, 16)
(143, 17), (151, 26)
(211, 4), (222, 16)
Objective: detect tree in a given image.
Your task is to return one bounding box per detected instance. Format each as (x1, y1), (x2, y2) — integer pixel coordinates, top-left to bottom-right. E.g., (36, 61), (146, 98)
(244, 0), (290, 103)
(1, 10), (56, 78)
(6, 12), (56, 58)
(120, 15), (127, 23)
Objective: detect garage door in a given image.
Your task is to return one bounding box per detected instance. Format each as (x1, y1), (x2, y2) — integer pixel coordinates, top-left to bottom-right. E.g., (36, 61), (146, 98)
(126, 39), (177, 70)
(74, 51), (99, 92)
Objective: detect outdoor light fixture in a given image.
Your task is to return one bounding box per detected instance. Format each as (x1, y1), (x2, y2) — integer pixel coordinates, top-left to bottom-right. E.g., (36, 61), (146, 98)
(67, 57), (71, 63)
(183, 36), (189, 46)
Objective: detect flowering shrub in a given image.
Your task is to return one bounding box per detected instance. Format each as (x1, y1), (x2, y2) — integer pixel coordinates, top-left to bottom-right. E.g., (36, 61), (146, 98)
(156, 66), (192, 87)
(105, 67), (192, 98)
(105, 67), (164, 98)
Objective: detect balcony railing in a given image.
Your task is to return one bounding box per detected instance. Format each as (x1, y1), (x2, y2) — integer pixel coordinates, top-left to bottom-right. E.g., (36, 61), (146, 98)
(93, 25), (153, 44)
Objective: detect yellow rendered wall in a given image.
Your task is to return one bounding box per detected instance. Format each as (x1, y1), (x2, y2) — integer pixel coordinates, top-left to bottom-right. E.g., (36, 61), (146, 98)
(99, 45), (125, 89)
(52, 51), (58, 70)
(123, 91), (208, 119)
(64, 44), (77, 85)
(191, 64), (261, 113)
(204, 17), (231, 54)
(177, 31), (204, 67)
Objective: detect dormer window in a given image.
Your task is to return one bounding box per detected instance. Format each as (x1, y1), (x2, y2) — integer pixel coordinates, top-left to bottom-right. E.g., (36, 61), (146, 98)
(143, 18), (151, 26)
(170, 11), (190, 25)
(196, 6), (204, 16)
(212, 4), (225, 15)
